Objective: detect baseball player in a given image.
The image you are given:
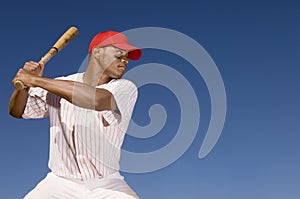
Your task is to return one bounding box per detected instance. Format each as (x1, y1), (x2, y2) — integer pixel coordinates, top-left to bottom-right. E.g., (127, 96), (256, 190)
(9, 30), (142, 199)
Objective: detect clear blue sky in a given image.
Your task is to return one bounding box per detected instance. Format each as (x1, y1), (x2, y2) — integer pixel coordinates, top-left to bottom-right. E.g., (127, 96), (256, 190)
(1, 0), (299, 198)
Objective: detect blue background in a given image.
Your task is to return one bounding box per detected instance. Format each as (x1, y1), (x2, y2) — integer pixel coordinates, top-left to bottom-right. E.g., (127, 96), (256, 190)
(1, 0), (299, 198)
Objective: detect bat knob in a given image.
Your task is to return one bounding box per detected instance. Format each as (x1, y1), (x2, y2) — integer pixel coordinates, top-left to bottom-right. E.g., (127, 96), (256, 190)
(14, 80), (26, 90)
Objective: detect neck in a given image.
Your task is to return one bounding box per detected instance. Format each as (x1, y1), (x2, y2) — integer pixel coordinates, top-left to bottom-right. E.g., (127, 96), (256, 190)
(83, 59), (111, 86)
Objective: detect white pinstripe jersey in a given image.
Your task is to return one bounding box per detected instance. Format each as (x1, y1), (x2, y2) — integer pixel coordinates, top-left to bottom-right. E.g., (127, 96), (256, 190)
(22, 73), (138, 181)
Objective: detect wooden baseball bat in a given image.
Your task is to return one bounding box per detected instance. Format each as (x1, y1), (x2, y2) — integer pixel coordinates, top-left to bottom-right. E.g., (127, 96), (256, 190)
(14, 26), (79, 90)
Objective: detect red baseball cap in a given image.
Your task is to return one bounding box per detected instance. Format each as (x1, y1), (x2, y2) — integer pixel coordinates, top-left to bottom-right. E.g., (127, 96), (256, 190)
(88, 31), (142, 60)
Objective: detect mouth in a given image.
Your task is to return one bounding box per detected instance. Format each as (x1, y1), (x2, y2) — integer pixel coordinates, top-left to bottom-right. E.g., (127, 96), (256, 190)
(118, 65), (127, 70)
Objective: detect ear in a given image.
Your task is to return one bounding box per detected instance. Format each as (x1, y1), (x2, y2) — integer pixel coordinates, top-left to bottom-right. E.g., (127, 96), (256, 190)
(91, 47), (102, 59)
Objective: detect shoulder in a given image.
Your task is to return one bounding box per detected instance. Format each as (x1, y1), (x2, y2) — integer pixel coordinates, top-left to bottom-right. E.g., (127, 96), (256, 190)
(106, 79), (138, 95)
(99, 78), (138, 99)
(54, 72), (83, 81)
(109, 78), (137, 90)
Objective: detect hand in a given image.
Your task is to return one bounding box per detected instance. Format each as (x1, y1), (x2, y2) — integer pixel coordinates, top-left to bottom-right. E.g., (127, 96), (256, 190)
(23, 61), (44, 76)
(12, 61), (44, 88)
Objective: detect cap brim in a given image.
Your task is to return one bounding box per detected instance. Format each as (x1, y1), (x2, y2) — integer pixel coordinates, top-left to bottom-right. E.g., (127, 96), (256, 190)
(112, 43), (142, 60)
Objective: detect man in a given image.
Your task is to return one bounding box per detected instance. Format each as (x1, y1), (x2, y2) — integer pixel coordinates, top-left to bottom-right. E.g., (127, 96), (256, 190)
(9, 30), (142, 199)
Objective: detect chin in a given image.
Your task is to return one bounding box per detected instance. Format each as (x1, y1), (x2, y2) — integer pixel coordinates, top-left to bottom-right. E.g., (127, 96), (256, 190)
(113, 74), (123, 79)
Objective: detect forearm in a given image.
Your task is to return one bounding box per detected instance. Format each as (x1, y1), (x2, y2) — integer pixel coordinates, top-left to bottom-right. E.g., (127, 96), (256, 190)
(33, 76), (116, 111)
(9, 88), (29, 118)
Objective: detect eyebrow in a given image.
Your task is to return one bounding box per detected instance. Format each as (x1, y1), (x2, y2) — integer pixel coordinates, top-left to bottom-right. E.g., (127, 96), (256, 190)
(115, 48), (124, 52)
(116, 49), (123, 54)
(115, 48), (128, 56)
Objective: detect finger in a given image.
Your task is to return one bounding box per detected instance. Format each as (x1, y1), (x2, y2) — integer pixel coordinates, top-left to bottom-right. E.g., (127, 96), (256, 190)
(12, 76), (20, 84)
(23, 62), (40, 72)
(17, 68), (23, 74)
(38, 62), (45, 71)
(23, 62), (34, 70)
(28, 61), (39, 65)
(24, 61), (38, 67)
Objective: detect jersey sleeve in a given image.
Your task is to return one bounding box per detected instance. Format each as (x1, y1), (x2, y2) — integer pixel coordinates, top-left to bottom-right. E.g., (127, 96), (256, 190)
(21, 74), (73, 119)
(22, 87), (49, 119)
(100, 79), (138, 132)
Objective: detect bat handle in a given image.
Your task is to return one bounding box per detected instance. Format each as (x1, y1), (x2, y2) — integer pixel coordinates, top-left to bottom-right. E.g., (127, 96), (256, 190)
(39, 47), (57, 64)
(14, 80), (26, 90)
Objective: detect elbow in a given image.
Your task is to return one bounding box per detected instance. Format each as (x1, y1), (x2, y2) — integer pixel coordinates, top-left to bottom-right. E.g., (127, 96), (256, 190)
(94, 89), (116, 111)
(94, 95), (111, 111)
(8, 108), (23, 119)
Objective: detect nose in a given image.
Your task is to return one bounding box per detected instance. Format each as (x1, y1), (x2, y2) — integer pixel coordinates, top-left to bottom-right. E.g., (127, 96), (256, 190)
(121, 58), (128, 65)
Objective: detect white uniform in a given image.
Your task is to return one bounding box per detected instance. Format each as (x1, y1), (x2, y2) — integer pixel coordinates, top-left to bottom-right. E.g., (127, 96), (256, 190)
(22, 73), (139, 199)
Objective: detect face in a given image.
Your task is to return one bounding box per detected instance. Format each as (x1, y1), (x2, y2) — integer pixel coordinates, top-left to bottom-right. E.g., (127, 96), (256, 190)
(96, 45), (129, 79)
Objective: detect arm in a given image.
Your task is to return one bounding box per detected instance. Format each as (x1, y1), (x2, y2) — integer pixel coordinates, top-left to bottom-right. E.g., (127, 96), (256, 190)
(32, 77), (117, 111)
(9, 61), (44, 118)
(12, 67), (117, 112)
(8, 88), (29, 118)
